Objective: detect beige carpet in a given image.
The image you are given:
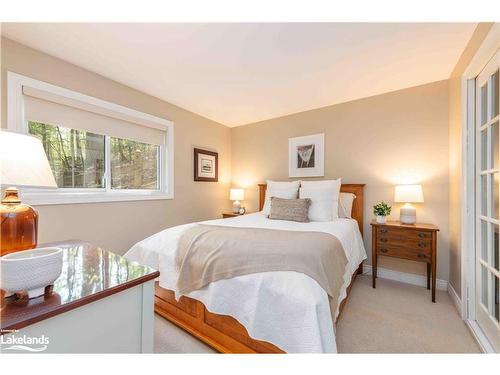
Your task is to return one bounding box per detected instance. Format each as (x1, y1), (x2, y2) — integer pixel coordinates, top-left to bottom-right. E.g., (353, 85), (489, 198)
(336, 275), (480, 353)
(154, 275), (480, 353)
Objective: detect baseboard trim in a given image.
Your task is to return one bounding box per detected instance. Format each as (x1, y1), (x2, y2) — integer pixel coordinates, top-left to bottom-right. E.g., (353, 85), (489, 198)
(447, 282), (462, 316)
(465, 319), (495, 353)
(362, 264), (448, 291)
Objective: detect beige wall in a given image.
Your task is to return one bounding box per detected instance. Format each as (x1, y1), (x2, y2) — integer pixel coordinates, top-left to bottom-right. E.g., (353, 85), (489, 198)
(232, 81), (450, 280)
(1, 37), (232, 254)
(448, 23), (494, 297)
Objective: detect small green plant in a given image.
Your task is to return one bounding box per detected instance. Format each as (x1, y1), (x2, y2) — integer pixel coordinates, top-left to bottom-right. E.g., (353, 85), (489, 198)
(373, 201), (392, 216)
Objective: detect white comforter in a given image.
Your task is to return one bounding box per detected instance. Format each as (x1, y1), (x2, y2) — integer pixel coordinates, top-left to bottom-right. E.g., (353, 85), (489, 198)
(124, 212), (366, 353)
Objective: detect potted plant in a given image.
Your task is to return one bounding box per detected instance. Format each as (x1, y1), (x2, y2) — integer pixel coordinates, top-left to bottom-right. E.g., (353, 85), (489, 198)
(373, 201), (392, 224)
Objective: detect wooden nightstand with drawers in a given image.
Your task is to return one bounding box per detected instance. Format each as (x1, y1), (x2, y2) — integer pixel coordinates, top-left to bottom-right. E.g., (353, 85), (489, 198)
(222, 212), (244, 218)
(370, 221), (439, 302)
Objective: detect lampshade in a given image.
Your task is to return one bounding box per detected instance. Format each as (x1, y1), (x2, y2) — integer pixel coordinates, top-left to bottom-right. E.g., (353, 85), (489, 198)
(394, 184), (424, 203)
(229, 188), (244, 201)
(0, 131), (57, 188)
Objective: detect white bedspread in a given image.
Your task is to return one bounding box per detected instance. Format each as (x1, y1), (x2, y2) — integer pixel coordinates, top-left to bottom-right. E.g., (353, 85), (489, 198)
(124, 212), (366, 353)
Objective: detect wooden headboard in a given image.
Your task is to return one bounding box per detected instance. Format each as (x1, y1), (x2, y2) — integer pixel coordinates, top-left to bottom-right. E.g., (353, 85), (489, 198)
(257, 183), (365, 236)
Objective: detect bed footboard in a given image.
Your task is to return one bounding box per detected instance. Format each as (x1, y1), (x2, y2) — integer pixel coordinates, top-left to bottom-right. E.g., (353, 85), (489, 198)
(154, 285), (284, 353)
(154, 266), (361, 354)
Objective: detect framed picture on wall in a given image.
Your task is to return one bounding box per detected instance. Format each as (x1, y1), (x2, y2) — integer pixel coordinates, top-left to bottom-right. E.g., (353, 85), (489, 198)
(288, 133), (324, 177)
(194, 148), (218, 182)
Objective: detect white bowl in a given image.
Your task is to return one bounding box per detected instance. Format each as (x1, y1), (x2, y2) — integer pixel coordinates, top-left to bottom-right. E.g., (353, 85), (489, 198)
(1, 247), (63, 299)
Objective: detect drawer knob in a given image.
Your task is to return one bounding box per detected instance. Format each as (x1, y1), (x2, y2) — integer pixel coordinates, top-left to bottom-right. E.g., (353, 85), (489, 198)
(380, 238), (388, 242)
(380, 229), (388, 234)
(380, 248), (388, 253)
(417, 253), (426, 259)
(418, 242), (426, 248)
(418, 233), (426, 238)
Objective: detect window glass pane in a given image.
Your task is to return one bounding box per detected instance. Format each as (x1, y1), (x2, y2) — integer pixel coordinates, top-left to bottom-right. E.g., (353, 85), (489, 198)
(481, 83), (488, 125)
(494, 224), (499, 272)
(492, 121), (499, 170)
(492, 70), (499, 118)
(481, 220), (488, 261)
(490, 224), (498, 264)
(110, 138), (159, 190)
(481, 265), (489, 307)
(481, 129), (488, 170)
(481, 174), (488, 215)
(494, 275), (499, 322)
(492, 172), (499, 220)
(28, 121), (105, 188)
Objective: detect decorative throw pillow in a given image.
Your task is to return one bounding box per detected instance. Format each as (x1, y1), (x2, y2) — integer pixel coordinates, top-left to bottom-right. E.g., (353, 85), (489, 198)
(268, 197), (311, 222)
(338, 192), (356, 218)
(262, 180), (301, 215)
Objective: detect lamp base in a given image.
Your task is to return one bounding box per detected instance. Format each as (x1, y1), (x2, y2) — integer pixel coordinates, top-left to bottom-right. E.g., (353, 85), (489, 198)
(232, 200), (241, 214)
(400, 203), (416, 225)
(0, 187), (39, 256)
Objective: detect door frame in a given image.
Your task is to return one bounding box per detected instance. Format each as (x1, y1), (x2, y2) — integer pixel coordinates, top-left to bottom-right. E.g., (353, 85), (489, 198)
(461, 23), (499, 353)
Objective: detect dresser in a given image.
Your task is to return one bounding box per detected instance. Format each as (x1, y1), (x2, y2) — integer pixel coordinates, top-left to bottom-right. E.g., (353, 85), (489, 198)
(1, 240), (159, 353)
(370, 221), (439, 302)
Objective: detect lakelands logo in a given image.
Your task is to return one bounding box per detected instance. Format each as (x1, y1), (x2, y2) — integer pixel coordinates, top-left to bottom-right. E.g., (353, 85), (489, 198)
(0, 331), (49, 352)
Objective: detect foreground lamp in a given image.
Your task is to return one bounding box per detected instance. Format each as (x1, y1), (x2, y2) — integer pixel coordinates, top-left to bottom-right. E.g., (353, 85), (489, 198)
(0, 131), (57, 256)
(394, 184), (424, 225)
(230, 188), (245, 214)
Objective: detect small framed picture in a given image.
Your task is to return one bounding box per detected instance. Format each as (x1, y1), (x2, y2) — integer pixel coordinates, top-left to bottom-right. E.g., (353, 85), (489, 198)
(194, 148), (218, 182)
(289, 133), (324, 177)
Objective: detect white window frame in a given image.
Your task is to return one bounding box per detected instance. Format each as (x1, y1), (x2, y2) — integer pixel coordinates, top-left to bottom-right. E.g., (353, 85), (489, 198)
(7, 72), (174, 205)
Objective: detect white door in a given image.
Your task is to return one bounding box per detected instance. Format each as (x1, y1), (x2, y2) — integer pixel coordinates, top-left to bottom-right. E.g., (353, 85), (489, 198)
(475, 50), (500, 352)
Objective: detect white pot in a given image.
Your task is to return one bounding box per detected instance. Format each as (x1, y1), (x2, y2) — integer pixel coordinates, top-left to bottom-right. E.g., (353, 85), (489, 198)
(376, 215), (387, 224)
(1, 247), (63, 299)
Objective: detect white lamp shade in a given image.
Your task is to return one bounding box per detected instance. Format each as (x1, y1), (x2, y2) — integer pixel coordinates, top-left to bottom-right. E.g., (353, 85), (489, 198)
(0, 131), (57, 188)
(394, 184), (424, 203)
(229, 188), (244, 201)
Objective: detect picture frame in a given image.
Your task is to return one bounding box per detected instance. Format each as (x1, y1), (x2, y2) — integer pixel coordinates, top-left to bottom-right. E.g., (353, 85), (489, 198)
(194, 148), (218, 182)
(288, 133), (324, 177)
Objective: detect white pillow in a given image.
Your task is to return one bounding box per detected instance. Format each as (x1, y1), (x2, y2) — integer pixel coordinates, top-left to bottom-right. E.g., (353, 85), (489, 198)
(300, 179), (341, 190)
(299, 187), (337, 221)
(338, 192), (356, 218)
(263, 180), (300, 215)
(298, 179), (341, 221)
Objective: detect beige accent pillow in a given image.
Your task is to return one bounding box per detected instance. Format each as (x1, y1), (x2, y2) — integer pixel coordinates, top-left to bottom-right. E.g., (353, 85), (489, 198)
(268, 197), (311, 222)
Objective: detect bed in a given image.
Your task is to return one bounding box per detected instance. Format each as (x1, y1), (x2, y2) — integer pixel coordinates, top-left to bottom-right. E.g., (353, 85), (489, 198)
(125, 183), (366, 353)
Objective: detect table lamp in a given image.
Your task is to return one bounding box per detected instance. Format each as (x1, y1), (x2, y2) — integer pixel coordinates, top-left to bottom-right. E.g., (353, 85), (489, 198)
(0, 131), (57, 256)
(394, 184), (424, 224)
(229, 188), (245, 214)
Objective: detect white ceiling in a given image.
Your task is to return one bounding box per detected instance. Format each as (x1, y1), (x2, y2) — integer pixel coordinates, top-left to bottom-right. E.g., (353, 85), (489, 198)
(2, 23), (476, 127)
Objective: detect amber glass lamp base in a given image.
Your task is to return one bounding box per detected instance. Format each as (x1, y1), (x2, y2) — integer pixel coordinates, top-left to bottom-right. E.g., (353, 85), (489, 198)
(0, 187), (38, 257)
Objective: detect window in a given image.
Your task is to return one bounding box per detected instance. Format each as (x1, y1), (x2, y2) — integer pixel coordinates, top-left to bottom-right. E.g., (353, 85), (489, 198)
(110, 137), (159, 190)
(28, 122), (161, 191)
(7, 72), (174, 204)
(28, 122), (106, 188)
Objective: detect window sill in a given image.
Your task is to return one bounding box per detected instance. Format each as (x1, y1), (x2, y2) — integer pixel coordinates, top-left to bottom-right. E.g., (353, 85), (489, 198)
(21, 191), (174, 206)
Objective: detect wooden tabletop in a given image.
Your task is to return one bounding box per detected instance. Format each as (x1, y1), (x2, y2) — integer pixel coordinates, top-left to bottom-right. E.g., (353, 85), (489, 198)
(370, 220), (439, 231)
(1, 240), (159, 332)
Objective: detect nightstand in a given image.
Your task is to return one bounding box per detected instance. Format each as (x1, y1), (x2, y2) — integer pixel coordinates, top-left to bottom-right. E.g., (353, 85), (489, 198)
(222, 212), (243, 218)
(370, 221), (439, 302)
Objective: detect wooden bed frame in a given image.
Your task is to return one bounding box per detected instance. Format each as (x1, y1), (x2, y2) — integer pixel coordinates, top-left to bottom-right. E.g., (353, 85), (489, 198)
(155, 183), (365, 353)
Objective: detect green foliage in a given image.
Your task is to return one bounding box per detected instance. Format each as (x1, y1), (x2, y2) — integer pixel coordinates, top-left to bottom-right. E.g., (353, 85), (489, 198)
(28, 121), (158, 190)
(373, 201), (392, 216)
